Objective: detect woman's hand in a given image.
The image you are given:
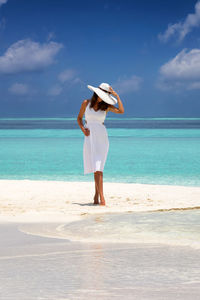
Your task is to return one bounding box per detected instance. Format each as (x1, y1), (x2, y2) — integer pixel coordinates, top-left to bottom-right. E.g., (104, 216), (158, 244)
(109, 86), (118, 97)
(83, 128), (90, 136)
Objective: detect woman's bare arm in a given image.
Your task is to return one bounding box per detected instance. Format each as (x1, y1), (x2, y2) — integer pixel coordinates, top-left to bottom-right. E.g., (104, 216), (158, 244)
(107, 87), (124, 114)
(77, 100), (90, 136)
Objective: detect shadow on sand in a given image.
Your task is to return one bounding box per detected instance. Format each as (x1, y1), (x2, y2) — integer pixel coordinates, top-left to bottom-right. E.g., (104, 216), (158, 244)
(73, 202), (99, 206)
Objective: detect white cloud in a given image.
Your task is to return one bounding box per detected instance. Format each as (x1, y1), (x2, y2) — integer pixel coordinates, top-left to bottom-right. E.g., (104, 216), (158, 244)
(9, 83), (30, 95)
(0, 0), (7, 7)
(112, 75), (143, 94)
(0, 39), (63, 74)
(187, 81), (200, 89)
(58, 69), (77, 83)
(158, 1), (200, 43)
(157, 48), (200, 90)
(46, 68), (83, 96)
(47, 31), (56, 42)
(160, 48), (200, 79)
(72, 77), (83, 84)
(48, 84), (63, 96)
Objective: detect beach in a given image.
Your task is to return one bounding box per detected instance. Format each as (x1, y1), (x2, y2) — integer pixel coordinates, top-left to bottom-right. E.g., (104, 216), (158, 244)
(1, 180), (200, 299)
(0, 179), (200, 223)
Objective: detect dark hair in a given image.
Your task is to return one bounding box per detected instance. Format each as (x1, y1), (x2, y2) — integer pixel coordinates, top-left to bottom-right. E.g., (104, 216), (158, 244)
(88, 92), (110, 111)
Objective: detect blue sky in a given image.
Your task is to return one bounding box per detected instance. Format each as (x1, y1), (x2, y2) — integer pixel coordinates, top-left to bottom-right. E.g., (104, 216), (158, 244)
(0, 0), (200, 117)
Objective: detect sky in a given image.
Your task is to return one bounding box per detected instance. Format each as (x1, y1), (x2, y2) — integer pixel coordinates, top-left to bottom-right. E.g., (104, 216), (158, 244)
(0, 0), (200, 117)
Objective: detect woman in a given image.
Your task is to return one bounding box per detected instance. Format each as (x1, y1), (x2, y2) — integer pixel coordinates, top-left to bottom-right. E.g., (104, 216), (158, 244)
(77, 83), (124, 206)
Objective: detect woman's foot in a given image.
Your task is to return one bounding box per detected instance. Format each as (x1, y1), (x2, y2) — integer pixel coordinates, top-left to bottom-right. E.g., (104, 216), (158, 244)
(93, 193), (99, 205)
(100, 196), (106, 206)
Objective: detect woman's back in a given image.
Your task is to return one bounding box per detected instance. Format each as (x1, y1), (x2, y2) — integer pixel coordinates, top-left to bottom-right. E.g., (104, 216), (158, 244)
(85, 101), (106, 124)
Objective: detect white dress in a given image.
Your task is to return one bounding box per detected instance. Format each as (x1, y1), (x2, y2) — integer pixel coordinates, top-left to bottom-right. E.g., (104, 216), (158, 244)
(83, 101), (109, 174)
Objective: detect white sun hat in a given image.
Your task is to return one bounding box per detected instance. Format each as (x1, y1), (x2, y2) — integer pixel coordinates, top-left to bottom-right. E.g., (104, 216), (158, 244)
(87, 82), (118, 105)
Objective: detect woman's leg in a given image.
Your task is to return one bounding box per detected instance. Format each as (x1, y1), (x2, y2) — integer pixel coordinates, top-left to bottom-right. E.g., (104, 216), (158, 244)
(95, 171), (106, 205)
(93, 172), (99, 204)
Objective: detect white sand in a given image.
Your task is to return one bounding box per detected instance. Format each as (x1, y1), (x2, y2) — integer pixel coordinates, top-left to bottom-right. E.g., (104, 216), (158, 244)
(0, 179), (200, 223)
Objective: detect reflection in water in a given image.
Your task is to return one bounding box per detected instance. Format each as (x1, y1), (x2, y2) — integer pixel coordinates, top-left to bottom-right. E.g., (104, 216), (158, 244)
(94, 216), (104, 223)
(78, 216), (106, 291)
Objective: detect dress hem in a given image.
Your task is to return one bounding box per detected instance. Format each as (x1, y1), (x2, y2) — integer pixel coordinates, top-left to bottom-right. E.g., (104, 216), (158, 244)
(84, 168), (104, 174)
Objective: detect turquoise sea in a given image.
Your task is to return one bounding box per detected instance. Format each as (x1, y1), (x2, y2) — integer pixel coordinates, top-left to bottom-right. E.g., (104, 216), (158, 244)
(0, 117), (200, 186)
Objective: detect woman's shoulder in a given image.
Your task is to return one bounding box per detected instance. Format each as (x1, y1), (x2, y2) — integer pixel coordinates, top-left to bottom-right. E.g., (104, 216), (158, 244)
(82, 99), (90, 107)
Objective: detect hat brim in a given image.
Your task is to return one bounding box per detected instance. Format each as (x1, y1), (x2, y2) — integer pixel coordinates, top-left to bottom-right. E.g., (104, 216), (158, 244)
(87, 85), (117, 105)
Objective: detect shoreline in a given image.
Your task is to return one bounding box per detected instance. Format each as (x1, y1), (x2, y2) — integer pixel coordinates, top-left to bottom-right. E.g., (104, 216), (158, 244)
(0, 179), (200, 223)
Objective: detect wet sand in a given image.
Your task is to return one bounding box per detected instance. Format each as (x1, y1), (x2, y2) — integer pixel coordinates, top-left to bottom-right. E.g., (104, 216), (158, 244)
(1, 222), (200, 299)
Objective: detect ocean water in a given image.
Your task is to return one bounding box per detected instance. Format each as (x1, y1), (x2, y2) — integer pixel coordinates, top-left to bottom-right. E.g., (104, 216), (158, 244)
(0, 117), (200, 186)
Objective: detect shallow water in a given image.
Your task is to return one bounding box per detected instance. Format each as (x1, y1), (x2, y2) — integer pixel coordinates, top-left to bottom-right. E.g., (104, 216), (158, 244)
(19, 209), (200, 249)
(1, 222), (200, 300)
